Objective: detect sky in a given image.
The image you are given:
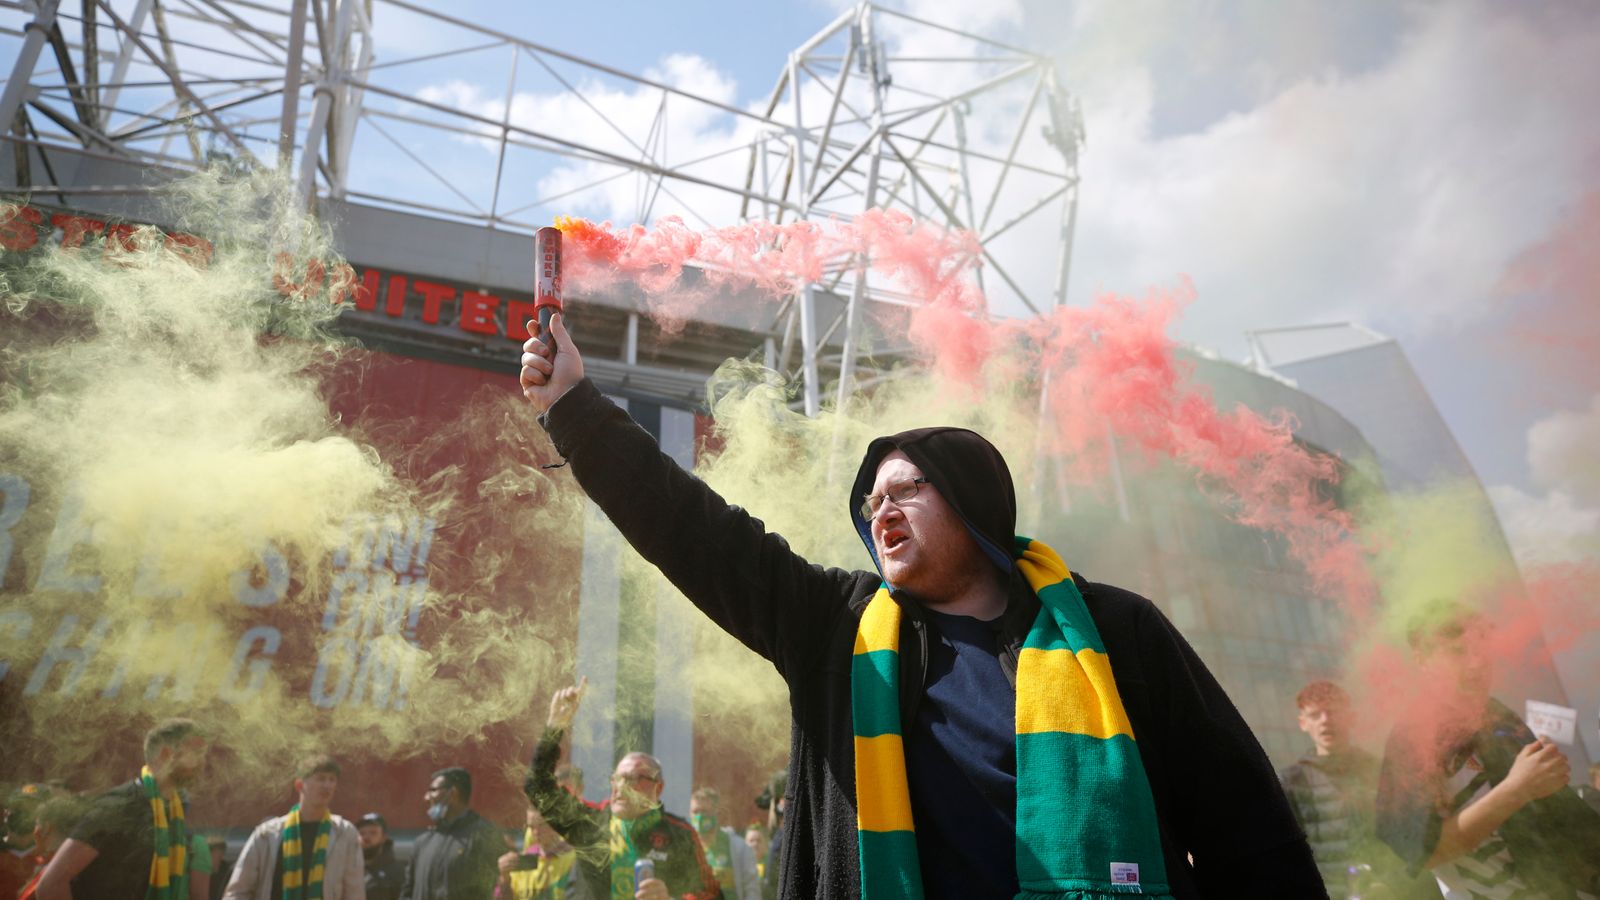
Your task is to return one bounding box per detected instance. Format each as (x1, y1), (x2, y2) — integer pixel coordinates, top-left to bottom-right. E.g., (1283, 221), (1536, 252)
(379, 0), (1600, 569)
(3, 0), (1595, 567)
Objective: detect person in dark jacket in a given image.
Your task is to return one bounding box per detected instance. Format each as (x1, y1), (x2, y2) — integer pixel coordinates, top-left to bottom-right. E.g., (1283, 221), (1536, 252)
(519, 315), (1325, 899)
(205, 834), (231, 900)
(357, 813), (405, 900)
(1279, 681), (1441, 900)
(526, 684), (722, 900)
(36, 717), (210, 900)
(401, 768), (506, 900)
(1376, 608), (1600, 898)
(752, 773), (783, 900)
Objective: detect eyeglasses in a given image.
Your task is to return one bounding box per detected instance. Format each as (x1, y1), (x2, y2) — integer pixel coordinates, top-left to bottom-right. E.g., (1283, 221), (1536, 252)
(860, 477), (931, 521)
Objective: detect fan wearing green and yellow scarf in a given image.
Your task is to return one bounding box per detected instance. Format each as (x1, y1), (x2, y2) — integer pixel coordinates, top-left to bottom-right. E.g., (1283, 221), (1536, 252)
(28, 718), (208, 900)
(524, 683), (725, 900)
(526, 367), (1331, 899)
(226, 754), (366, 900)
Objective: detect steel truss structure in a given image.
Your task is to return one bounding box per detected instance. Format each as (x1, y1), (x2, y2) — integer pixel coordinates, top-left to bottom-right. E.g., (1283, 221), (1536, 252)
(2, 0), (1084, 413)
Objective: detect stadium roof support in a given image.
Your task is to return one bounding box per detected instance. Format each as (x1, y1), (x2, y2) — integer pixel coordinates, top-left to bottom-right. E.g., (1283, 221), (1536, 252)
(2, 0), (1084, 414)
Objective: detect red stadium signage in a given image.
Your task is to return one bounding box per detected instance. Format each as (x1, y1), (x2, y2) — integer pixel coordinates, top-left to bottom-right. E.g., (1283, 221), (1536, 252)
(0, 203), (215, 266)
(301, 260), (543, 342)
(2, 202), (542, 343)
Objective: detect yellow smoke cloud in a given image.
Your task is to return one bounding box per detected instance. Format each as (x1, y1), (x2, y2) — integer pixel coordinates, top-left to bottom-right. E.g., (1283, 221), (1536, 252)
(0, 172), (574, 812)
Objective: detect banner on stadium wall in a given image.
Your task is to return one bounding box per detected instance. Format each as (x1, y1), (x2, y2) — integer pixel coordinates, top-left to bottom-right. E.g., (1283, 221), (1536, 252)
(0, 474), (437, 712)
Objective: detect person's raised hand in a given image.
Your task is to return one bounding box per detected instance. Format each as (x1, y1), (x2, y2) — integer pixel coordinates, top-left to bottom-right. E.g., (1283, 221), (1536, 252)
(520, 313), (584, 413)
(497, 851), (519, 877)
(1503, 737), (1570, 804)
(548, 676), (588, 732)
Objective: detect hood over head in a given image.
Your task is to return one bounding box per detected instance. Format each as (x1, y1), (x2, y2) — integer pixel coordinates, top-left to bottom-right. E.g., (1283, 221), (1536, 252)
(848, 426), (1017, 584)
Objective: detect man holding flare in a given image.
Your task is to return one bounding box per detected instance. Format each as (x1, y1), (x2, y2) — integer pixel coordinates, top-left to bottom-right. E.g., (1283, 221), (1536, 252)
(520, 310), (1323, 899)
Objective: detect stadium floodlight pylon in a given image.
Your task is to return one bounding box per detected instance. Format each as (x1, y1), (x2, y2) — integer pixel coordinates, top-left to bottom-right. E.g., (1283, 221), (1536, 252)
(1, 0), (1083, 415)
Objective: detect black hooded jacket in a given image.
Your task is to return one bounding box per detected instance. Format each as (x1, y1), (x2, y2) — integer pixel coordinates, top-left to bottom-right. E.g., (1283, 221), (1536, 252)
(539, 377), (1324, 899)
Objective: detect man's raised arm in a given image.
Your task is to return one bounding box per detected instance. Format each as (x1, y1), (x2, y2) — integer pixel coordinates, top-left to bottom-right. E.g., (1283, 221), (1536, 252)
(525, 678), (608, 875)
(520, 314), (874, 679)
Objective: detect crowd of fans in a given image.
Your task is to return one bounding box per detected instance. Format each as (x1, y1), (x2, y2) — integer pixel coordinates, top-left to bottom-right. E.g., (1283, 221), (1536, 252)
(1277, 608), (1600, 899)
(3, 609), (1597, 900)
(0, 711), (787, 900)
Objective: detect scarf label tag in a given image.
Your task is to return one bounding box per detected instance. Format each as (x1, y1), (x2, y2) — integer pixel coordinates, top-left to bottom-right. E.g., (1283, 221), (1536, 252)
(1110, 862), (1140, 886)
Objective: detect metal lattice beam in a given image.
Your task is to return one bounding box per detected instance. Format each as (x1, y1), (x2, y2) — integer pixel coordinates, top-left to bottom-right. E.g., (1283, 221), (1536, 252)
(1, 0), (1085, 416)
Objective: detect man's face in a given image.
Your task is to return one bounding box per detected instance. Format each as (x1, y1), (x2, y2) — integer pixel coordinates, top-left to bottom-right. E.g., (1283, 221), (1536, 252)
(357, 824), (385, 850)
(296, 771), (338, 811)
(1416, 617), (1494, 704)
(867, 451), (983, 601)
(1297, 702), (1351, 755)
(31, 820), (57, 854)
(689, 796), (718, 836)
(609, 756), (663, 821)
(164, 738), (209, 789)
(423, 777), (456, 814)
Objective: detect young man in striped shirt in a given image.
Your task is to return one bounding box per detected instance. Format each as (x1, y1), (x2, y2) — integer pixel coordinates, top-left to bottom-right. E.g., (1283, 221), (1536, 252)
(1376, 610), (1600, 898)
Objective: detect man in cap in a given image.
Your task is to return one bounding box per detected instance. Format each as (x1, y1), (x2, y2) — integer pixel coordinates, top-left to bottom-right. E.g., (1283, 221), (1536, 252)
(356, 813), (404, 900)
(520, 316), (1322, 898)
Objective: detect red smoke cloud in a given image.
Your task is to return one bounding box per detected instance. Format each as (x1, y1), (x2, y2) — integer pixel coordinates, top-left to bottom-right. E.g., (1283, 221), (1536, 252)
(1495, 186), (1600, 396)
(556, 212), (1375, 611)
(1011, 287), (1376, 610)
(1356, 560), (1600, 772)
(555, 210), (1599, 763)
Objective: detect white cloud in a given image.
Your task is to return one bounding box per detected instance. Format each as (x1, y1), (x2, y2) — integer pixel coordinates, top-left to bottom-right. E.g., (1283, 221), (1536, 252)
(1489, 484), (1599, 568)
(1034, 1), (1600, 356)
(403, 0), (1070, 267)
(1490, 392), (1600, 567)
(1528, 393), (1600, 506)
(388, 0), (1600, 357)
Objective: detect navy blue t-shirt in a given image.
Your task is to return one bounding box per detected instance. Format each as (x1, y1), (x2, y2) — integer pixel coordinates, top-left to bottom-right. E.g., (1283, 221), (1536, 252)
(904, 609), (1019, 898)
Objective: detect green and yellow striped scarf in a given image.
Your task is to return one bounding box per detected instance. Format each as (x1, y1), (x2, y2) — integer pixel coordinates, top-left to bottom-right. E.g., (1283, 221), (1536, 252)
(280, 804), (331, 900)
(607, 808), (659, 900)
(851, 537), (1173, 899)
(140, 765), (188, 900)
